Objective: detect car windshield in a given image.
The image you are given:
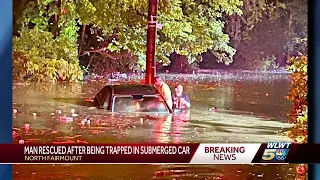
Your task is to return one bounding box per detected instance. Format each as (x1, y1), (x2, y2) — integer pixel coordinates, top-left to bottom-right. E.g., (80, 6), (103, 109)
(113, 95), (168, 113)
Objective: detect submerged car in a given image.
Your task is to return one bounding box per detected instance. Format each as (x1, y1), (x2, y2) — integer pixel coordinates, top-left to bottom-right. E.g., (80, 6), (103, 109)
(94, 84), (172, 114)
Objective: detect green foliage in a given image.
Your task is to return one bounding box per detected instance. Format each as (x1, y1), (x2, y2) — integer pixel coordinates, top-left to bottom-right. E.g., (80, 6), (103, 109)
(225, 0), (286, 45)
(223, 0), (307, 71)
(260, 54), (278, 71)
(80, 0), (243, 69)
(14, 0), (244, 75)
(243, 0), (284, 38)
(238, 54), (278, 71)
(77, 0), (96, 25)
(280, 0), (308, 55)
(13, 28), (82, 82)
(13, 0), (83, 81)
(226, 0), (307, 56)
(287, 55), (308, 143)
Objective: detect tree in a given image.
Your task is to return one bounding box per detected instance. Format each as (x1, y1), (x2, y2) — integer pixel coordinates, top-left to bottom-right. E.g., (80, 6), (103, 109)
(13, 0), (243, 79)
(13, 0), (83, 81)
(221, 0), (307, 70)
(78, 0), (243, 69)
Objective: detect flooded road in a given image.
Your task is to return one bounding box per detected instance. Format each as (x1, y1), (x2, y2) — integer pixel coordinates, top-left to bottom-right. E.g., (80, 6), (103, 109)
(13, 164), (297, 180)
(12, 75), (295, 179)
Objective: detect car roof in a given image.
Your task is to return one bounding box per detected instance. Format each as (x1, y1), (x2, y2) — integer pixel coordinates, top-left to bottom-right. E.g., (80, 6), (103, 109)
(108, 84), (160, 95)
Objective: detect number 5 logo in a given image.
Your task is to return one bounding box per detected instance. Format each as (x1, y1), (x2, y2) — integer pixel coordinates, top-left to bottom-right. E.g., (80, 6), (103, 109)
(262, 149), (276, 161)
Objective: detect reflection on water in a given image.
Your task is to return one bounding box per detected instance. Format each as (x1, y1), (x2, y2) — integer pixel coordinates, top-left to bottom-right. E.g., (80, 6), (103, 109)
(12, 78), (295, 179)
(182, 80), (290, 121)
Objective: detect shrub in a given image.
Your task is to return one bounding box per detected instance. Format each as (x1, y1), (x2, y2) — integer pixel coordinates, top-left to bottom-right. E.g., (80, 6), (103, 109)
(13, 28), (83, 82)
(260, 54), (279, 71)
(240, 54), (279, 71)
(287, 55), (308, 143)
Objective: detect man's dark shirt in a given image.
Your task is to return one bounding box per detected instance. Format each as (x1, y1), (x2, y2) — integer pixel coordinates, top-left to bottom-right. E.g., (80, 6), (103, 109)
(172, 93), (190, 109)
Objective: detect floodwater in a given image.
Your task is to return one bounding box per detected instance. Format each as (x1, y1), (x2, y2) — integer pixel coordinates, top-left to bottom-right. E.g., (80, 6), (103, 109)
(12, 74), (297, 180)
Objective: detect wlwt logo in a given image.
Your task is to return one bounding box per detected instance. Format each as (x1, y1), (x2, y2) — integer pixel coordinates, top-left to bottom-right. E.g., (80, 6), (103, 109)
(261, 142), (291, 162)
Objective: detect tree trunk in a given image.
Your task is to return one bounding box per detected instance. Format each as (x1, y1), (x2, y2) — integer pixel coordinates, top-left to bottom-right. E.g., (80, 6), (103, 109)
(78, 24), (86, 54)
(55, 0), (61, 36)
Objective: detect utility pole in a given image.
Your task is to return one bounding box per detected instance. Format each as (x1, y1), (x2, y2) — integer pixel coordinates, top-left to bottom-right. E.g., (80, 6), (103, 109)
(145, 0), (158, 84)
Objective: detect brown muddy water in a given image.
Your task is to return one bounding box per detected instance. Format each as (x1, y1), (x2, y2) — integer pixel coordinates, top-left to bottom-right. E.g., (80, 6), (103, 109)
(12, 78), (297, 180)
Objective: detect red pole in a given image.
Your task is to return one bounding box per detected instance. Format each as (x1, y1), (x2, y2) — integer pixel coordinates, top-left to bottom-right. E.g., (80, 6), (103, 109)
(145, 0), (158, 84)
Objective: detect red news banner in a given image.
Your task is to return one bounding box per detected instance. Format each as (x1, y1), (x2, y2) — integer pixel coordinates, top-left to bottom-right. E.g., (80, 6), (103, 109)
(0, 143), (317, 164)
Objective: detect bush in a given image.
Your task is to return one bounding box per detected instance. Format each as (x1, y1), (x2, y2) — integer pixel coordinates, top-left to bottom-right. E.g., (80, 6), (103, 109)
(239, 54), (279, 71)
(260, 54), (279, 71)
(13, 28), (83, 82)
(287, 55), (308, 143)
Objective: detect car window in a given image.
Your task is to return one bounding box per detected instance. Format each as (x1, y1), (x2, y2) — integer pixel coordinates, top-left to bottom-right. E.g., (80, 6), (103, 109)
(103, 93), (110, 109)
(96, 87), (111, 109)
(113, 96), (168, 113)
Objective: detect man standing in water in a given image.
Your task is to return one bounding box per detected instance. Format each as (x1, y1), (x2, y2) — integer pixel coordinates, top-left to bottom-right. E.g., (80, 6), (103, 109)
(154, 76), (173, 109)
(172, 84), (191, 110)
